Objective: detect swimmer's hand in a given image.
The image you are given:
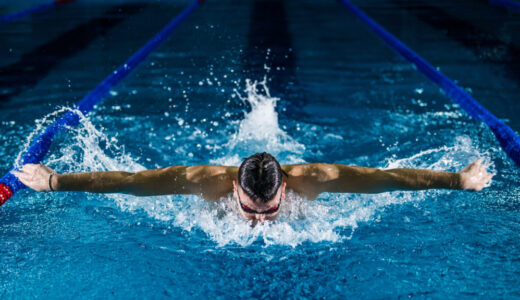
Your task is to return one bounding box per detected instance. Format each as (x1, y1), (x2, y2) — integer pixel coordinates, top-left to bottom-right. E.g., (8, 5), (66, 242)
(458, 159), (493, 191)
(12, 163), (58, 192)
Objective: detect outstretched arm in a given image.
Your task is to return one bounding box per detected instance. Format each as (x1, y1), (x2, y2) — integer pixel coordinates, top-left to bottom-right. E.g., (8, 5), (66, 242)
(283, 159), (492, 199)
(12, 164), (236, 200)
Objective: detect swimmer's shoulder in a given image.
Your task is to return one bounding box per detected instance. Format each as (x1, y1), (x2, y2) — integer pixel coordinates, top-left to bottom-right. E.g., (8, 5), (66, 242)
(281, 164), (302, 194)
(192, 165), (237, 202)
(281, 163), (343, 200)
(187, 165), (237, 180)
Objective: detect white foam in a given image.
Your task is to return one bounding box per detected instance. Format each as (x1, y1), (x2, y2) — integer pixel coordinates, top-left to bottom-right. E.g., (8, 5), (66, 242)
(217, 77), (305, 161)
(19, 82), (492, 247)
(14, 106), (72, 170)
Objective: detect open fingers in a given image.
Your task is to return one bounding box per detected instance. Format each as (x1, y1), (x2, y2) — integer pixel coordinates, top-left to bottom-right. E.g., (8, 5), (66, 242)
(22, 163), (39, 172)
(477, 163), (486, 175)
(41, 165), (55, 174)
(472, 159), (483, 171)
(12, 170), (29, 180)
(12, 171), (32, 186)
(11, 168), (48, 192)
(485, 173), (493, 185)
(461, 162), (473, 172)
(462, 159), (480, 172)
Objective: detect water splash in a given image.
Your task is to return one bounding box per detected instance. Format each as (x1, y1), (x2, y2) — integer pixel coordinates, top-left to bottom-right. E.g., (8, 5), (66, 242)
(49, 109), (143, 174)
(13, 106), (73, 170)
(171, 133), (488, 247)
(18, 81), (491, 247)
(213, 77), (305, 165)
(385, 135), (494, 171)
(185, 137), (487, 247)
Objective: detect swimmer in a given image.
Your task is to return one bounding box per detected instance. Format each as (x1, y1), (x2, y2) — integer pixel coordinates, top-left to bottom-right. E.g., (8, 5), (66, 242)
(12, 152), (493, 225)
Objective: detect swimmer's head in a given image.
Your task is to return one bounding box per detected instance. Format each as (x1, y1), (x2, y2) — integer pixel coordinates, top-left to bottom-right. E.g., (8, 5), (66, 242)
(233, 152), (288, 224)
(238, 152), (286, 203)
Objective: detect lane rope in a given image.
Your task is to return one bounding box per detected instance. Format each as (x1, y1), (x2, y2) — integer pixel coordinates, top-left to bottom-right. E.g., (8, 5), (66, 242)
(489, 0), (520, 11)
(339, 0), (520, 168)
(0, 0), (74, 24)
(0, 0), (204, 206)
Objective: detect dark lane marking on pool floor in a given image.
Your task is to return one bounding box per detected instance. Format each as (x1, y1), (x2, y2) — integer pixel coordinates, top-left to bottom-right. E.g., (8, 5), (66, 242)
(243, 0), (306, 116)
(0, 3), (146, 103)
(389, 0), (520, 82)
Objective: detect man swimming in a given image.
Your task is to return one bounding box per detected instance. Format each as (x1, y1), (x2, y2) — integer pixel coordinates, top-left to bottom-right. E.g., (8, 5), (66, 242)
(12, 152), (492, 225)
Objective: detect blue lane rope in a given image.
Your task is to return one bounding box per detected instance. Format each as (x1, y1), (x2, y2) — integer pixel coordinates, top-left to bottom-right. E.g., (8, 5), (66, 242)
(339, 0), (520, 168)
(0, 0), (73, 24)
(489, 0), (520, 10)
(0, 0), (203, 205)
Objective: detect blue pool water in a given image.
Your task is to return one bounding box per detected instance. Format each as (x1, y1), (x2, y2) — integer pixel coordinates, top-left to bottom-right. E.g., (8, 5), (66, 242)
(1, 0), (520, 298)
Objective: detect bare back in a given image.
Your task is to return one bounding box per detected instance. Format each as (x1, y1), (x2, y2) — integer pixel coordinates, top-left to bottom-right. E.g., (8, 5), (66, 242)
(200, 164), (321, 201)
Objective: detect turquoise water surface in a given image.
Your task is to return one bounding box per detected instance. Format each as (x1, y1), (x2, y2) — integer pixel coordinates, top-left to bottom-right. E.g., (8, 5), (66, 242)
(1, 0), (519, 298)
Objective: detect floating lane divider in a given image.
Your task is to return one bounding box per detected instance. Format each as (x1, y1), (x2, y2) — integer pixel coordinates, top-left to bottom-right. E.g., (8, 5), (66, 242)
(339, 0), (520, 168)
(489, 0), (520, 11)
(0, 0), (204, 206)
(0, 0), (74, 24)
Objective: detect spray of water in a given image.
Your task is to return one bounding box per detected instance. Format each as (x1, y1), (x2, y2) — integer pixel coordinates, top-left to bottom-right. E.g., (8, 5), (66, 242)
(18, 81), (490, 247)
(211, 77), (305, 166)
(13, 107), (73, 170)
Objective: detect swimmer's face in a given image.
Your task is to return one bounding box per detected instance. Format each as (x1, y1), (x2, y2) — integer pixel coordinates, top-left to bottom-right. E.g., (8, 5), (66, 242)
(233, 180), (286, 226)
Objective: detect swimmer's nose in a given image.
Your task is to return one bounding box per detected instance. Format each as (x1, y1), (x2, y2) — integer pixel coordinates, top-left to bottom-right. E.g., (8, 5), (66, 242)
(256, 214), (265, 224)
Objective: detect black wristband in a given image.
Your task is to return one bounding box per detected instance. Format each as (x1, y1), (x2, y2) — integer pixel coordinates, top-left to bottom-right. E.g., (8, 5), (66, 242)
(49, 172), (56, 192)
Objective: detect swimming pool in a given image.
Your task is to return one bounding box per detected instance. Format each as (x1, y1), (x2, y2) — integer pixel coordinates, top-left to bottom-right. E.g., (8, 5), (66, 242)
(1, 0), (519, 297)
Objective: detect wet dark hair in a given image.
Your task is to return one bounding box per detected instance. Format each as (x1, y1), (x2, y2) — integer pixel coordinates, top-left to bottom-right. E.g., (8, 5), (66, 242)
(238, 152), (288, 203)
